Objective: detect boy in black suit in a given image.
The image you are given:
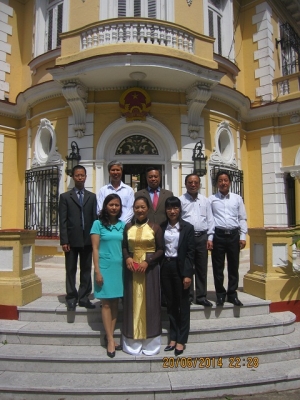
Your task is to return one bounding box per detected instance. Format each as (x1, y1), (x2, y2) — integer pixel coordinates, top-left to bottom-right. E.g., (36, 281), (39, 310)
(59, 165), (97, 311)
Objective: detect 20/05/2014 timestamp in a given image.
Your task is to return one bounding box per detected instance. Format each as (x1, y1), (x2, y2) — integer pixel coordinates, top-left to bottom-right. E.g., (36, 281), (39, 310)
(162, 357), (260, 369)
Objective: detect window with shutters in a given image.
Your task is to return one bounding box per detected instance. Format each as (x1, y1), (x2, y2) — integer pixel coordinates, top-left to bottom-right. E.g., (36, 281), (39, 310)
(208, 0), (223, 55)
(34, 0), (68, 57)
(101, 0), (172, 21)
(46, 0), (63, 51)
(118, 0), (156, 18)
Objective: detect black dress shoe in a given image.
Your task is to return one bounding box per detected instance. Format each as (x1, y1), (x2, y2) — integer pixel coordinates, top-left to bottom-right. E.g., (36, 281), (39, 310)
(174, 348), (183, 356)
(164, 345), (176, 351)
(78, 300), (96, 309)
(107, 350), (115, 358)
(216, 298), (225, 306)
(227, 297), (243, 306)
(67, 301), (77, 311)
(196, 299), (213, 307)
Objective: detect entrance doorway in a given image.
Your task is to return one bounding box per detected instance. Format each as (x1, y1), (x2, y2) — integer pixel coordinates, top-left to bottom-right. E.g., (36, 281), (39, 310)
(122, 164), (163, 192)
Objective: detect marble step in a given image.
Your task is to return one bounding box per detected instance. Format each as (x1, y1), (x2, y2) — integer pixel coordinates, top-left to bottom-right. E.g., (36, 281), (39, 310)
(0, 358), (300, 399)
(17, 292), (270, 323)
(0, 311), (295, 346)
(0, 325), (299, 374)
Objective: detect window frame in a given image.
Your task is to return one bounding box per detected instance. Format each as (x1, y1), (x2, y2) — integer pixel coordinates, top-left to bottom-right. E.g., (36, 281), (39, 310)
(100, 0), (174, 22)
(203, 0), (234, 61)
(34, 0), (69, 57)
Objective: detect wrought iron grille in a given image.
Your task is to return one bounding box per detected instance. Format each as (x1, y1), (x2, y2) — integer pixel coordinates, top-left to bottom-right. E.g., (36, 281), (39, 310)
(280, 22), (300, 76)
(210, 166), (244, 198)
(24, 166), (60, 237)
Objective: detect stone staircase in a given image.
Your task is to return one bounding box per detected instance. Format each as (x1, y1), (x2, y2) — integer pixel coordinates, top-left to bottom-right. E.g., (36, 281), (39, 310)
(0, 291), (300, 399)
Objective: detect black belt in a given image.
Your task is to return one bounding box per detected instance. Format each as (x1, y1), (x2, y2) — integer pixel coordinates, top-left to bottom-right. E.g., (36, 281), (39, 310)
(165, 257), (177, 262)
(194, 230), (207, 237)
(215, 227), (239, 235)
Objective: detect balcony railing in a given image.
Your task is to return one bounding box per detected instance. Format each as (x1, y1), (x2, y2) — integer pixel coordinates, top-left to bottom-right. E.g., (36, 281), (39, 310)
(273, 72), (300, 99)
(81, 21), (195, 54)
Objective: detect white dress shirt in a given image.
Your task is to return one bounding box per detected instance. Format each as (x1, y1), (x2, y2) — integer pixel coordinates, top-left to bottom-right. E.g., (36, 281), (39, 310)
(179, 193), (215, 241)
(208, 191), (248, 241)
(97, 181), (134, 223)
(164, 222), (180, 258)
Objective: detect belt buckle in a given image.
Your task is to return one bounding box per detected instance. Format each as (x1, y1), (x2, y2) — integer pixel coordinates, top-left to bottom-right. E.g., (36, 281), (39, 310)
(224, 230), (231, 235)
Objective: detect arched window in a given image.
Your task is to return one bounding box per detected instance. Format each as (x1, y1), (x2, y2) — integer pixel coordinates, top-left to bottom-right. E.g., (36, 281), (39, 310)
(116, 135), (158, 155)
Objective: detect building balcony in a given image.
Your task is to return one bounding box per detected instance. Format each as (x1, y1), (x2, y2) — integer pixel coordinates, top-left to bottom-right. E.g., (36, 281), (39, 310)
(273, 72), (300, 102)
(59, 18), (215, 69)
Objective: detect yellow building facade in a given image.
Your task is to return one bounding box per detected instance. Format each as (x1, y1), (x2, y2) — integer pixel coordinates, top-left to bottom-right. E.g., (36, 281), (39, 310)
(0, 0), (299, 265)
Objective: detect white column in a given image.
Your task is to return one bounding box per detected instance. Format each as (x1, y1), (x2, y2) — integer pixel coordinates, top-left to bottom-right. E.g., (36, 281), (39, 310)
(261, 134), (287, 227)
(252, 2), (275, 103)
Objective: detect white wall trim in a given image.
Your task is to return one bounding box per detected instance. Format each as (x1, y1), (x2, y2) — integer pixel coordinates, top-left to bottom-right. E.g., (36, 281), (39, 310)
(0, 134), (4, 228)
(261, 134), (288, 227)
(0, 1), (12, 100)
(95, 116), (178, 194)
(252, 2), (274, 103)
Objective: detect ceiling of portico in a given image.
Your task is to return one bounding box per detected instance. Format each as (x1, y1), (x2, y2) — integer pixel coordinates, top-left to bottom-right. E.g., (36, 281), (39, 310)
(49, 54), (224, 92)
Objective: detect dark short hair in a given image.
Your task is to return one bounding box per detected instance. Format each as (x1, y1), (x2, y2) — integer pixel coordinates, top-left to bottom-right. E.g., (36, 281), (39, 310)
(146, 166), (162, 176)
(185, 173), (200, 185)
(134, 195), (150, 209)
(72, 165), (86, 176)
(99, 194), (122, 226)
(215, 170), (232, 182)
(108, 160), (123, 171)
(165, 196), (181, 219)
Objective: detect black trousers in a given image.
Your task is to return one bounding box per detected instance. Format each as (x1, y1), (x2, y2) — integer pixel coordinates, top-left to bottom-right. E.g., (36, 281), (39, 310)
(161, 259), (190, 345)
(211, 230), (240, 299)
(189, 233), (208, 302)
(65, 245), (93, 303)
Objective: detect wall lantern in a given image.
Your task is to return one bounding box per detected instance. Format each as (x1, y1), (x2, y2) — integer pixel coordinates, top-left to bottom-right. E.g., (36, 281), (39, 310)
(65, 141), (81, 177)
(192, 141), (207, 177)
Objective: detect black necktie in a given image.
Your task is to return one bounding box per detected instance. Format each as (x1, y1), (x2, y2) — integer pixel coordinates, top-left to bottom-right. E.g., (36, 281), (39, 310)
(78, 190), (84, 229)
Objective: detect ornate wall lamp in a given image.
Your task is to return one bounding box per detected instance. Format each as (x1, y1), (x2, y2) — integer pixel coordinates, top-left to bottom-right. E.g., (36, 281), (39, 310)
(192, 141), (207, 177)
(65, 141), (81, 176)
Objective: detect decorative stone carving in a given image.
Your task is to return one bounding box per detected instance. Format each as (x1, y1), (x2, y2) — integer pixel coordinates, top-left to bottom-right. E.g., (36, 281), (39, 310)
(62, 81), (87, 138)
(186, 82), (211, 139)
(290, 169), (300, 179)
(32, 118), (62, 167)
(290, 114), (300, 124)
(209, 120), (238, 168)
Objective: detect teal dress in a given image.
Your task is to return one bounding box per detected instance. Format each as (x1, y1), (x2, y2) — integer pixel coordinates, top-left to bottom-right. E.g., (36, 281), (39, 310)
(90, 219), (125, 299)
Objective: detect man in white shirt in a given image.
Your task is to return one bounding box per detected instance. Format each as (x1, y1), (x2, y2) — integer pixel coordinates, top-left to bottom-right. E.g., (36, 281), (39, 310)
(209, 170), (247, 307)
(180, 174), (215, 307)
(97, 160), (134, 223)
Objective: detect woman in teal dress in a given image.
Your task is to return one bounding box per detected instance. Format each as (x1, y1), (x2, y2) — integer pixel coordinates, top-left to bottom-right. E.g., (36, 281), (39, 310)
(90, 193), (125, 358)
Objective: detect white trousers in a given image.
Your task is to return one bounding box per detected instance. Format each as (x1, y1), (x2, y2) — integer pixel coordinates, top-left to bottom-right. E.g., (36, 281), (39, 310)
(122, 335), (161, 356)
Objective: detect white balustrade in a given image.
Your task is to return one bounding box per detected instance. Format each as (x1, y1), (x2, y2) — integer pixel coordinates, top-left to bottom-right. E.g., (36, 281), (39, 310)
(81, 22), (194, 53)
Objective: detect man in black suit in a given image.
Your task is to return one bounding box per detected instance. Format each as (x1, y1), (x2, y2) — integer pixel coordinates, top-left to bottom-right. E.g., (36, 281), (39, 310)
(135, 167), (173, 225)
(59, 165), (97, 311)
